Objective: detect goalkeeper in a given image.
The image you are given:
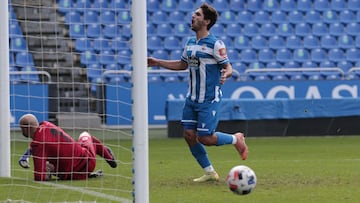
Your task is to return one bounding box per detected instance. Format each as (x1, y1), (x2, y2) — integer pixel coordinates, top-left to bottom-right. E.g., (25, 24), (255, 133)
(18, 114), (117, 181)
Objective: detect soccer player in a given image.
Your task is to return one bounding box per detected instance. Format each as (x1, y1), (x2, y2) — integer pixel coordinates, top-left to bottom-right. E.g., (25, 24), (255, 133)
(147, 3), (248, 182)
(18, 113), (117, 181)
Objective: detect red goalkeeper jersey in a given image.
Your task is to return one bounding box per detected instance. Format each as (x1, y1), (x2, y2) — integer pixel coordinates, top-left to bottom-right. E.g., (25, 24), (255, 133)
(31, 121), (95, 181)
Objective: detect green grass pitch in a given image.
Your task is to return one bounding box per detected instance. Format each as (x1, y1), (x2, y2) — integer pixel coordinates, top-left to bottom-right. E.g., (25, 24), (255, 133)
(1, 129), (360, 203)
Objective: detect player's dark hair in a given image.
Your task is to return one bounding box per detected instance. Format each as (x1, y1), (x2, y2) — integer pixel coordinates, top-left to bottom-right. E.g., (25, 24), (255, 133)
(200, 3), (218, 30)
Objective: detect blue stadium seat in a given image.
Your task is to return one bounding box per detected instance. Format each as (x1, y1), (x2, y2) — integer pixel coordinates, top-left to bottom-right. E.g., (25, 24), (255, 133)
(276, 48), (293, 63)
(284, 61), (300, 68)
(313, 0), (330, 11)
(117, 49), (131, 65)
(220, 36), (234, 48)
(83, 10), (99, 24)
(152, 50), (169, 60)
(311, 48), (328, 63)
(9, 23), (23, 37)
(100, 11), (116, 24)
(312, 23), (328, 36)
(337, 61), (353, 72)
(164, 36), (180, 51)
(330, 0), (346, 11)
(75, 38), (93, 52)
(280, 0), (296, 12)
(105, 63), (121, 71)
(240, 49), (257, 63)
(230, 0), (245, 12)
(234, 36), (250, 50)
(346, 23), (360, 36)
(9, 52), (16, 67)
(9, 66), (21, 83)
(117, 10), (131, 24)
(69, 24), (86, 38)
(111, 38), (129, 52)
(295, 23), (311, 37)
(146, 23), (156, 36)
(86, 24), (102, 38)
(20, 66), (39, 82)
(227, 49), (241, 63)
(170, 49), (182, 60)
(323, 10), (338, 24)
(74, 0), (92, 13)
(226, 23), (242, 37)
(174, 23), (190, 37)
(247, 0), (262, 12)
(260, 23), (276, 37)
(346, 48), (360, 62)
(305, 10), (321, 24)
(302, 61), (318, 68)
(272, 11), (287, 24)
(293, 48), (310, 63)
(161, 0), (177, 12)
(157, 23), (173, 37)
(251, 36), (267, 50)
(263, 0), (280, 12)
(213, 0), (229, 12)
(219, 11), (237, 24)
(303, 35), (320, 49)
(286, 36), (302, 49)
(356, 36), (360, 48)
(147, 0), (160, 12)
(211, 23), (225, 37)
(58, 0), (73, 14)
(348, 0), (360, 11)
(237, 11), (253, 25)
(93, 38), (112, 52)
(232, 62), (247, 74)
(288, 10), (304, 24)
(87, 63), (103, 81)
(64, 11), (82, 25)
(278, 23), (294, 37)
(258, 48), (276, 63)
(243, 23), (259, 37)
(151, 11), (168, 25)
(110, 0), (128, 10)
(339, 10), (356, 23)
(254, 11), (270, 24)
(80, 50), (97, 66)
(103, 24), (120, 39)
(328, 48), (345, 62)
(169, 11), (185, 24)
(147, 36), (162, 51)
(338, 35), (354, 49)
(10, 37), (28, 52)
(297, 0), (312, 12)
(92, 0), (109, 9)
(178, 0), (193, 12)
(15, 52), (34, 67)
(329, 23), (345, 36)
(320, 35), (337, 49)
(269, 35), (285, 49)
(266, 61), (282, 68)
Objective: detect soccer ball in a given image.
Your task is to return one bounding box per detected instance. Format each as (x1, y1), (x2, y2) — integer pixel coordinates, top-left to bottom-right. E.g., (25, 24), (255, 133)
(226, 165), (257, 195)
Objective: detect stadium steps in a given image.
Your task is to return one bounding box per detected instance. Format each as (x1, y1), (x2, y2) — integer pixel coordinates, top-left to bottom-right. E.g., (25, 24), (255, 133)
(11, 0), (96, 118)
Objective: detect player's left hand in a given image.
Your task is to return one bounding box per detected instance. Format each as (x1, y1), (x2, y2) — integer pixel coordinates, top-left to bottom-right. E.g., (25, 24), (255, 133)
(19, 158), (30, 168)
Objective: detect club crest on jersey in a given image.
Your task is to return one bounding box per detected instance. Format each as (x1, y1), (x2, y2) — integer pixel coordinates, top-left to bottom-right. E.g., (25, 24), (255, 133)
(219, 48), (227, 58)
(189, 56), (200, 67)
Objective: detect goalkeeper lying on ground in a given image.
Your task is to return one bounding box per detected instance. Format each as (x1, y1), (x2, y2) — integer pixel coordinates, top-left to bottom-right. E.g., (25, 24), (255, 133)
(18, 114), (117, 181)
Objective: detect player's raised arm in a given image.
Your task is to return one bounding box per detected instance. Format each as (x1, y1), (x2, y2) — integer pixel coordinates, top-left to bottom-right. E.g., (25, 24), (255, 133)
(147, 57), (187, 71)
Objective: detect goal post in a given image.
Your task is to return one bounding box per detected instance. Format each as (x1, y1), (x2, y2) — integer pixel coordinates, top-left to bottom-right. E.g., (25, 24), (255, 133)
(131, 0), (149, 202)
(0, 0), (10, 178)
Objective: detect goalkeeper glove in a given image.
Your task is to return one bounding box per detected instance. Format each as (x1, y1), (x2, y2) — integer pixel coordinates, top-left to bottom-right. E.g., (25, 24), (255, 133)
(19, 148), (31, 169)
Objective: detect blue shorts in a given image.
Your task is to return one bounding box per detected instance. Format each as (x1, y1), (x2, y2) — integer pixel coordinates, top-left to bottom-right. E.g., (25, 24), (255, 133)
(181, 98), (221, 136)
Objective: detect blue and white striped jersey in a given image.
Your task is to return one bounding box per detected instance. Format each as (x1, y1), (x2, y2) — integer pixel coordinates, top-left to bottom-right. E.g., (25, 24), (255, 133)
(181, 33), (230, 103)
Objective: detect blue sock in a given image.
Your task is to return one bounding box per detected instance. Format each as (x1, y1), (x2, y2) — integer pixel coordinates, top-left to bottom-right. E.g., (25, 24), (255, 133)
(190, 143), (211, 169)
(215, 132), (234, 146)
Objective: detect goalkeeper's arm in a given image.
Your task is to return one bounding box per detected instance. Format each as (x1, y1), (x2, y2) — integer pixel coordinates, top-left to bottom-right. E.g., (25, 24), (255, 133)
(19, 148), (31, 168)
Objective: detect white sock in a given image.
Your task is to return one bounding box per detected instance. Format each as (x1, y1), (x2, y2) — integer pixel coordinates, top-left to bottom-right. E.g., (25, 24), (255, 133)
(232, 135), (237, 144)
(204, 165), (215, 173)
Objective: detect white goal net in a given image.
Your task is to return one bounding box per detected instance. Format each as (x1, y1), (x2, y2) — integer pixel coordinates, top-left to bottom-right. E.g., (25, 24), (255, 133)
(2, 0), (148, 202)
